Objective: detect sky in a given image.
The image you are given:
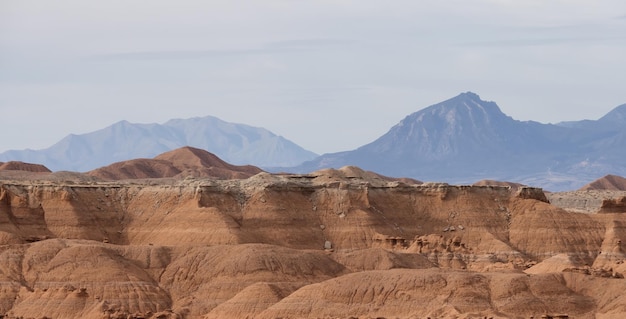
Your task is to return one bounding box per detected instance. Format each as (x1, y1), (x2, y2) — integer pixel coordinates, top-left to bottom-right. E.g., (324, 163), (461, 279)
(1, 0), (626, 155)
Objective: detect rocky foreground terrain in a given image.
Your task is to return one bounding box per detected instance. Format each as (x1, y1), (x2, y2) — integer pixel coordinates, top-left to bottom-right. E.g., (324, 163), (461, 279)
(2, 151), (626, 319)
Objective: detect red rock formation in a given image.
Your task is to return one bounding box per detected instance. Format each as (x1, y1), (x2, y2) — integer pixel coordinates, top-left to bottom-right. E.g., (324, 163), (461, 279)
(599, 196), (626, 214)
(1, 172), (626, 318)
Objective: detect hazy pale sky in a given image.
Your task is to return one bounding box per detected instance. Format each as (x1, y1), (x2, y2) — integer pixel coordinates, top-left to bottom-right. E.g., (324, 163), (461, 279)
(1, 0), (626, 154)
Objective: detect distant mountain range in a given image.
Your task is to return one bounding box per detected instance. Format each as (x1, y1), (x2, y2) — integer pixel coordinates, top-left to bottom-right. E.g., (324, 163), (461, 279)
(2, 92), (625, 191)
(289, 92), (626, 191)
(0, 116), (318, 172)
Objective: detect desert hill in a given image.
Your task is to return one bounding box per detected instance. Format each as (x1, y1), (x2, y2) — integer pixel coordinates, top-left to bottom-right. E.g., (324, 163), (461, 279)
(0, 161), (50, 173)
(580, 174), (626, 191)
(2, 168), (626, 318)
(0, 161), (95, 184)
(87, 146), (263, 180)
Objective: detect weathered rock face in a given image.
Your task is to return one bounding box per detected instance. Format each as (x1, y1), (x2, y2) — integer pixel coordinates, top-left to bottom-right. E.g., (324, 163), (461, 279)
(547, 190), (626, 213)
(1, 173), (626, 318)
(599, 196), (626, 214)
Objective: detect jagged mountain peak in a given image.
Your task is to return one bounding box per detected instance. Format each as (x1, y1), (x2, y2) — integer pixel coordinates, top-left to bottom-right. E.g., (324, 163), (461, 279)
(365, 92), (516, 159)
(445, 91), (488, 105)
(295, 91), (592, 190)
(410, 91), (507, 122)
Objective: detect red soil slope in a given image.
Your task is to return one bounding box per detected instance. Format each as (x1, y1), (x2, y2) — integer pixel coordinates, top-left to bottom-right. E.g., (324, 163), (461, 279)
(580, 174), (626, 191)
(87, 146), (263, 180)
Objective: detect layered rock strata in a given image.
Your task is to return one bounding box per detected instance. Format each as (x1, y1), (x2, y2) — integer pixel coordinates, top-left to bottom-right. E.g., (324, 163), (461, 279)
(1, 172), (625, 318)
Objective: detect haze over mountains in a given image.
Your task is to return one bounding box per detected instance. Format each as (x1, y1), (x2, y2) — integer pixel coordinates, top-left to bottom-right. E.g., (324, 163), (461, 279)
(294, 92), (626, 191)
(2, 92), (626, 191)
(0, 116), (317, 172)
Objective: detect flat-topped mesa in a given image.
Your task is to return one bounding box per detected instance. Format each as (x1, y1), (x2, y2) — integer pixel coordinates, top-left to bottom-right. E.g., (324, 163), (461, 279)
(0, 178), (556, 257)
(0, 161), (51, 173)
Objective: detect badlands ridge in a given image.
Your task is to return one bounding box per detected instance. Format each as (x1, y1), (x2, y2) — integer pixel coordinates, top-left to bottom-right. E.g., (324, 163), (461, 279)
(1, 147), (626, 318)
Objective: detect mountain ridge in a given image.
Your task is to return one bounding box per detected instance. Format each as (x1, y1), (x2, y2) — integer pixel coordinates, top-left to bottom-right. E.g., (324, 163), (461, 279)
(290, 92), (626, 191)
(2, 92), (626, 191)
(0, 116), (317, 172)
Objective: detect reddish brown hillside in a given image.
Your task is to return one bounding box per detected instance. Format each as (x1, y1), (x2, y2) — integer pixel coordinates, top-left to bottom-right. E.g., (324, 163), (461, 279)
(86, 158), (182, 180)
(87, 146), (263, 180)
(155, 146), (262, 175)
(0, 161), (51, 173)
(580, 174), (626, 191)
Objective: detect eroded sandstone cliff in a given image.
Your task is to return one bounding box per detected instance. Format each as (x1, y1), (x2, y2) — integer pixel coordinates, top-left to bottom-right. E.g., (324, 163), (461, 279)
(1, 170), (626, 318)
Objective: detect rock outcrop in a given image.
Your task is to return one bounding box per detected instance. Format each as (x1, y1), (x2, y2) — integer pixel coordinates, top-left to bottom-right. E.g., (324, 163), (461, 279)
(473, 179), (526, 191)
(1, 171), (626, 318)
(547, 190), (626, 214)
(597, 196), (626, 214)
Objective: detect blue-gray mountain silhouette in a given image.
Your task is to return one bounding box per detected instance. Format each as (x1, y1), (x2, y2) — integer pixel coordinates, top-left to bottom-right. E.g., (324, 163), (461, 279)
(2, 92), (625, 191)
(291, 92), (626, 191)
(0, 116), (317, 172)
